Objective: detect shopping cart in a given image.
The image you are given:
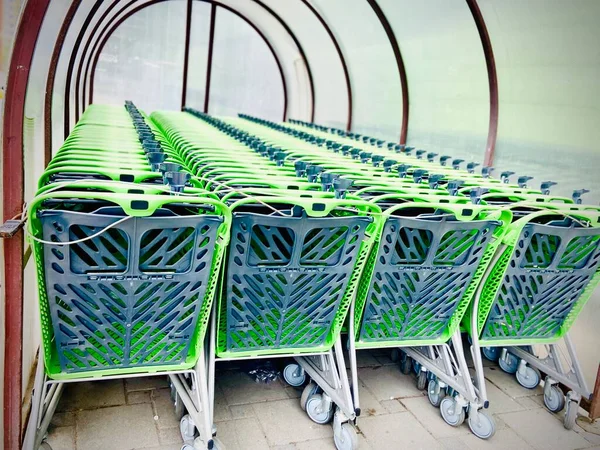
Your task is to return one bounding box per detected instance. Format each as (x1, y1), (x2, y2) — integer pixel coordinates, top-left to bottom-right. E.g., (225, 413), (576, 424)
(469, 202), (600, 429)
(152, 109), (384, 450)
(23, 103), (231, 450)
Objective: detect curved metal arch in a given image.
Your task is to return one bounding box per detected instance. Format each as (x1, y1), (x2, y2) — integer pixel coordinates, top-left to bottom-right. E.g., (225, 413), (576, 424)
(299, 0), (352, 131)
(68, 0), (122, 136)
(76, 0), (296, 120)
(252, 0), (315, 122)
(80, 0), (138, 120)
(365, 0), (409, 144)
(44, 0), (82, 164)
(2, 2), (51, 447)
(466, 0), (499, 166)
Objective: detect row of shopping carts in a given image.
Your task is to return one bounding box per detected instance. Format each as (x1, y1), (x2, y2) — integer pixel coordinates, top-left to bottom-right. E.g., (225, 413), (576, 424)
(24, 103), (230, 450)
(24, 102), (600, 450)
(237, 113), (600, 434)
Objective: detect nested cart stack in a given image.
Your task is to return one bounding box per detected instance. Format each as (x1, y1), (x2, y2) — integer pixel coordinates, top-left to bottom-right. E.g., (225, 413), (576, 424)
(152, 109), (383, 450)
(276, 115), (600, 432)
(24, 103), (231, 450)
(220, 115), (514, 438)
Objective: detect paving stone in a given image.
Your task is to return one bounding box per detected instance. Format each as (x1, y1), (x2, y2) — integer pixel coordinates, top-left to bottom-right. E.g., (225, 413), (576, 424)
(76, 403), (159, 450)
(380, 399), (406, 414)
(50, 411), (75, 427)
(128, 390), (152, 405)
(270, 445), (297, 450)
(490, 413), (508, 431)
(577, 418), (600, 446)
(514, 394), (544, 410)
(498, 408), (590, 450)
(133, 445), (182, 450)
(47, 425), (76, 450)
(358, 411), (443, 449)
(356, 380), (385, 416)
(484, 367), (543, 399)
(373, 352), (396, 366)
(358, 365), (422, 401)
(357, 432), (374, 450)
(214, 417), (269, 450)
(217, 371), (289, 406)
(442, 427), (534, 450)
(294, 437), (336, 449)
(229, 403), (256, 420)
(157, 427), (183, 445)
(152, 388), (180, 429)
(285, 386), (302, 399)
(58, 379), (126, 411)
(214, 384), (233, 422)
(355, 350), (380, 368)
(126, 376), (169, 392)
(485, 379), (526, 414)
(439, 436), (470, 450)
(401, 396), (471, 438)
(252, 398), (332, 446)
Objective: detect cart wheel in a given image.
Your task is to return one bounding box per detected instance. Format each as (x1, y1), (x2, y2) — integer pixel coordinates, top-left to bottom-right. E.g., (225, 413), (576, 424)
(390, 348), (400, 363)
(334, 423), (359, 450)
(300, 382), (320, 411)
(39, 442), (53, 450)
(283, 363), (306, 387)
(417, 369), (428, 391)
(440, 397), (466, 427)
(498, 351), (519, 374)
(468, 410), (496, 439)
(427, 379), (445, 407)
(180, 414), (197, 443)
(399, 352), (412, 375)
(543, 385), (565, 413)
(563, 397), (578, 430)
(181, 446), (194, 450)
(516, 365), (541, 389)
(305, 394), (334, 424)
(482, 346), (500, 362)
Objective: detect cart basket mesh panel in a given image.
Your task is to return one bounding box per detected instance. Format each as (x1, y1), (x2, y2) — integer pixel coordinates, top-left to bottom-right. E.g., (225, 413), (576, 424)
(224, 212), (371, 352)
(360, 216), (499, 342)
(482, 221), (600, 340)
(39, 207), (222, 373)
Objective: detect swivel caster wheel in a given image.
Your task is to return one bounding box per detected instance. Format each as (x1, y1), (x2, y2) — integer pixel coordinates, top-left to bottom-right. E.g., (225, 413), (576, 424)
(427, 378), (445, 407)
(498, 351), (519, 374)
(516, 364), (541, 389)
(482, 346), (501, 362)
(440, 397), (465, 427)
(417, 369), (428, 391)
(334, 423), (359, 450)
(399, 352), (412, 375)
(543, 385), (565, 413)
(390, 348), (400, 363)
(468, 410), (496, 439)
(563, 394), (579, 430)
(180, 414), (198, 443)
(305, 394), (334, 424)
(283, 363), (306, 387)
(300, 382), (320, 411)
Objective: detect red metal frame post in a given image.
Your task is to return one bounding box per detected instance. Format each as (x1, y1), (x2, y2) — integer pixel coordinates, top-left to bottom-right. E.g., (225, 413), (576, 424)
(203, 3), (216, 113)
(2, 1), (50, 448)
(366, 0), (409, 144)
(181, 0), (193, 109)
(466, 0), (499, 167)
